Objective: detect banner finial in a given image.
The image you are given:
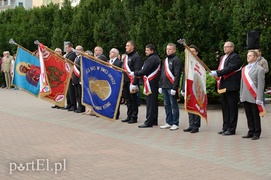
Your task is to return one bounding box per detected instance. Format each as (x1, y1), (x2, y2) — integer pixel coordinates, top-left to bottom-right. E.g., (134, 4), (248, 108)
(177, 38), (186, 46)
(9, 38), (17, 45)
(34, 40), (40, 45)
(177, 38), (186, 45)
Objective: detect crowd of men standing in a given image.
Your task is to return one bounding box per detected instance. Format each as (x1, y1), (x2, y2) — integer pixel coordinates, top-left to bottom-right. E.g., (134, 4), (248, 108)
(0, 40), (269, 140)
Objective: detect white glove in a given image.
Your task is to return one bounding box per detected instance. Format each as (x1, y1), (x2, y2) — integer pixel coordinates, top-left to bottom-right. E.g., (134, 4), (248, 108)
(130, 72), (135, 77)
(170, 89), (176, 96)
(209, 70), (217, 76)
(256, 100), (263, 105)
(129, 84), (139, 93)
(181, 90), (185, 97)
(158, 88), (162, 94)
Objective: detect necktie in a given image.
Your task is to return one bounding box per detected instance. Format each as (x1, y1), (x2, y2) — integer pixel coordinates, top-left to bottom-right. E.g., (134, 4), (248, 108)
(110, 60), (113, 64)
(248, 64), (252, 72)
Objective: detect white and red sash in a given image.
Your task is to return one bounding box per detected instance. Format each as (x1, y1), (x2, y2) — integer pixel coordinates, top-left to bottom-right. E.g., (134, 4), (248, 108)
(73, 65), (80, 77)
(242, 67), (266, 116)
(123, 55), (134, 84)
(143, 65), (160, 95)
(216, 55), (241, 90)
(164, 58), (175, 84)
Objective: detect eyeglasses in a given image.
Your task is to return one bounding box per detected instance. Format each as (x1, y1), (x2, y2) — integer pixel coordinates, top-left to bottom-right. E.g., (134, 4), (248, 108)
(224, 46), (232, 48)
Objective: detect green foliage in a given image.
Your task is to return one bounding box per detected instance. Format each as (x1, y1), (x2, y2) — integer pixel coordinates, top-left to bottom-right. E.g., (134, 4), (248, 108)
(206, 73), (220, 103)
(1, 0), (271, 99)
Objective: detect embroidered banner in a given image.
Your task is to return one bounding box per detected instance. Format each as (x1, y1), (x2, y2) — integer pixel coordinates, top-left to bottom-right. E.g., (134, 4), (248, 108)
(38, 44), (51, 96)
(39, 47), (71, 107)
(184, 48), (207, 121)
(81, 56), (123, 121)
(13, 47), (41, 96)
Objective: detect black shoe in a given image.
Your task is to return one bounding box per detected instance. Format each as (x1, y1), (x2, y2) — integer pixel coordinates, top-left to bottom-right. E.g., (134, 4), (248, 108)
(128, 119), (137, 124)
(183, 128), (192, 132)
(68, 107), (76, 111)
(190, 129), (199, 133)
(61, 106), (71, 110)
(251, 136), (260, 140)
(218, 130), (226, 134)
(138, 124), (153, 128)
(75, 109), (83, 113)
(222, 131), (235, 136)
(242, 134), (253, 138)
(51, 105), (58, 108)
(121, 118), (130, 123)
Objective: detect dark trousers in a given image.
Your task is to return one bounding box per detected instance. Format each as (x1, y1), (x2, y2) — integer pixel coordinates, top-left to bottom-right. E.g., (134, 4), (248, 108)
(243, 102), (261, 137)
(144, 86), (158, 126)
(188, 113), (201, 129)
(67, 80), (76, 108)
(1, 72), (6, 87)
(221, 91), (239, 133)
(74, 83), (85, 111)
(123, 82), (138, 120)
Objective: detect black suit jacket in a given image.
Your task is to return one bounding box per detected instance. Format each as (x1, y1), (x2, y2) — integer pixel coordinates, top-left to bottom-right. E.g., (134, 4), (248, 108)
(66, 51), (77, 62)
(112, 58), (122, 68)
(97, 54), (108, 62)
(217, 52), (242, 91)
(72, 56), (81, 85)
(134, 53), (161, 87)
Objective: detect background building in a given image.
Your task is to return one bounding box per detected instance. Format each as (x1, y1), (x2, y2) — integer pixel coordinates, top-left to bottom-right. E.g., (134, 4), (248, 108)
(0, 0), (80, 10)
(0, 0), (32, 11)
(33, 0), (80, 7)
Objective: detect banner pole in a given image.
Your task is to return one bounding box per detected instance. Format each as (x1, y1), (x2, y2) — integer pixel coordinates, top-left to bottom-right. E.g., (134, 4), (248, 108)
(9, 38), (35, 55)
(177, 38), (211, 72)
(34, 40), (79, 67)
(79, 52), (126, 73)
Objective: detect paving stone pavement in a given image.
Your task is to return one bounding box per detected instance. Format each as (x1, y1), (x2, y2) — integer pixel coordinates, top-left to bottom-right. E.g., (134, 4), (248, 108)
(0, 88), (271, 180)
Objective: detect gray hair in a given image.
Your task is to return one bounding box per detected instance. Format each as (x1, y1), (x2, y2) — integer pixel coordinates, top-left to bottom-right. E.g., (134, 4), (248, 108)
(110, 48), (119, 55)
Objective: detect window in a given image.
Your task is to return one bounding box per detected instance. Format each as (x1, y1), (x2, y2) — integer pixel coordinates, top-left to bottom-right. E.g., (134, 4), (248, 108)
(18, 2), (23, 7)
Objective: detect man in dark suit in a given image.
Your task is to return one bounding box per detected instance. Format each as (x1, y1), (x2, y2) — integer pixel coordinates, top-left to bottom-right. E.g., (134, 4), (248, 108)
(72, 45), (85, 113)
(240, 50), (265, 140)
(210, 41), (242, 136)
(109, 48), (123, 119)
(121, 40), (142, 124)
(131, 44), (161, 128)
(62, 42), (77, 112)
(94, 46), (108, 62)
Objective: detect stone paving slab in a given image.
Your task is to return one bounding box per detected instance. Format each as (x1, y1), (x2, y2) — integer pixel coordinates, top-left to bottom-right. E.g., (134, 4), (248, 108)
(0, 88), (271, 179)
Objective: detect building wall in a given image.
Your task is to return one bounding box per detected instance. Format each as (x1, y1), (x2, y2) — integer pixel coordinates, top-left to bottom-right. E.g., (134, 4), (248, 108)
(0, 0), (79, 10)
(0, 0), (32, 11)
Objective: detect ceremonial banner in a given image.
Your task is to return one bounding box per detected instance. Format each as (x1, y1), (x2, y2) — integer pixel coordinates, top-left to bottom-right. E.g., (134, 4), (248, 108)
(81, 56), (123, 121)
(39, 46), (71, 107)
(13, 47), (40, 96)
(184, 48), (207, 121)
(38, 44), (51, 96)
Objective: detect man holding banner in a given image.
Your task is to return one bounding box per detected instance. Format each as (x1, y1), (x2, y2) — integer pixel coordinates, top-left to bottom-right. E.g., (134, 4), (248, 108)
(182, 45), (201, 133)
(72, 45), (85, 113)
(240, 50), (265, 140)
(63, 43), (77, 112)
(210, 41), (242, 136)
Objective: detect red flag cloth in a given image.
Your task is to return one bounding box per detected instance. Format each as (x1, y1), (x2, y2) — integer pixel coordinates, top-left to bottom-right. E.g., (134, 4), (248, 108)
(38, 43), (51, 96)
(184, 48), (207, 122)
(40, 49), (71, 107)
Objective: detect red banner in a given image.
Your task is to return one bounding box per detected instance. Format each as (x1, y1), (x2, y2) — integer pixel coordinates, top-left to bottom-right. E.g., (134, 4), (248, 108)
(184, 48), (207, 121)
(40, 49), (71, 107)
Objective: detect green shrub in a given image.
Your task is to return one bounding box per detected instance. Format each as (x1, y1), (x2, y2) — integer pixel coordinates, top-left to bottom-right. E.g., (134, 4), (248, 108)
(206, 73), (221, 103)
